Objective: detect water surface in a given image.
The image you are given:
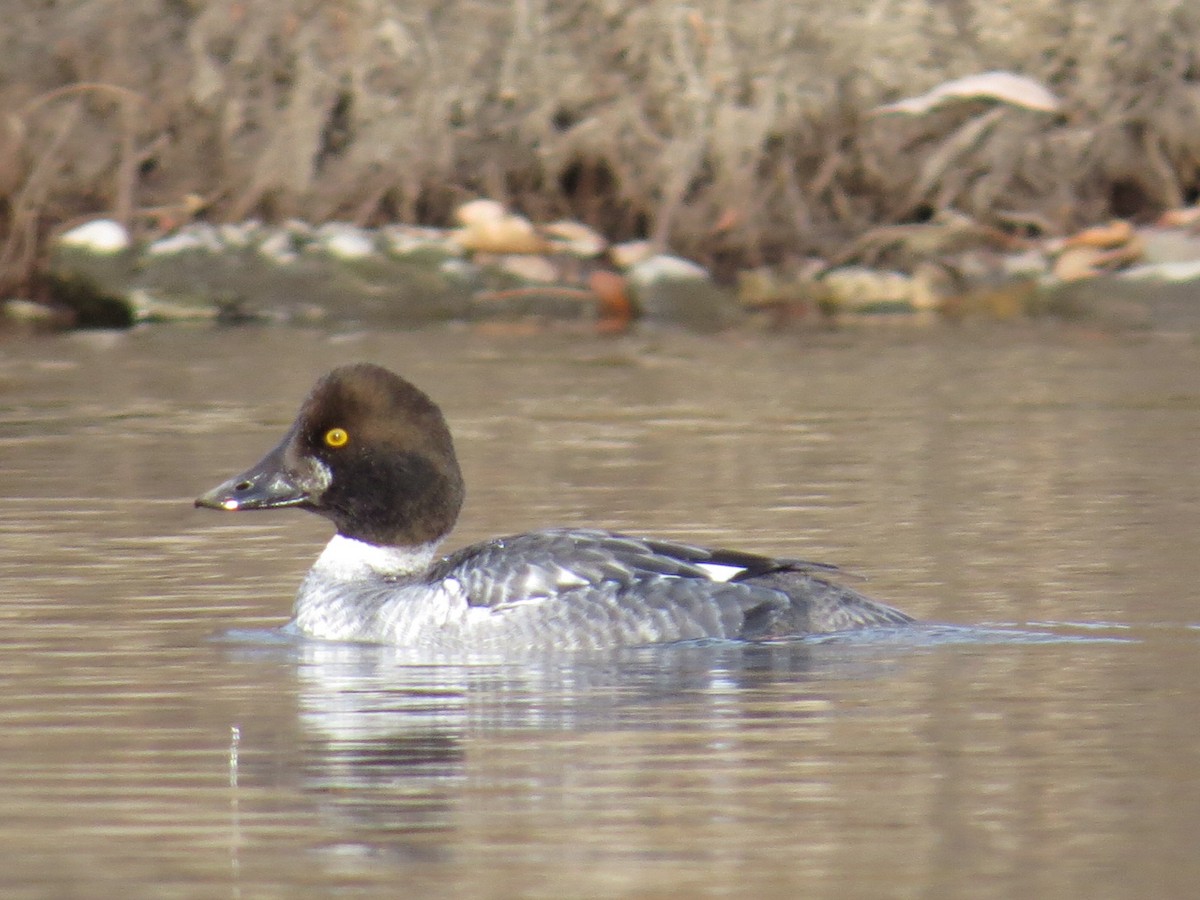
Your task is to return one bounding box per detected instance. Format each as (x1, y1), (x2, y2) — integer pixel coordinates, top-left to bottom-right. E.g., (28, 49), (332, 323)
(0, 325), (1196, 897)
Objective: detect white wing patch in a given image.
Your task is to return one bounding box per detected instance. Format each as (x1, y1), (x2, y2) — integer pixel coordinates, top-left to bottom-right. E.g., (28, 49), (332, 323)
(696, 562), (747, 583)
(553, 566), (590, 589)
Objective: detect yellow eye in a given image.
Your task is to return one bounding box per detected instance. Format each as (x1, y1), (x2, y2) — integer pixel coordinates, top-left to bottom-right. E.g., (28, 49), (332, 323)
(324, 427), (349, 448)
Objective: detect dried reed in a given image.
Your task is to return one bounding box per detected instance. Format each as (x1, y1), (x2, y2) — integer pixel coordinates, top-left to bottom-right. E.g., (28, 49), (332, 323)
(3, 0), (1199, 293)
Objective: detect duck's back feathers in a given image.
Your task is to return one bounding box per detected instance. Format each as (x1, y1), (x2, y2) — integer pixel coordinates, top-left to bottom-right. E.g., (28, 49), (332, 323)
(425, 528), (912, 645)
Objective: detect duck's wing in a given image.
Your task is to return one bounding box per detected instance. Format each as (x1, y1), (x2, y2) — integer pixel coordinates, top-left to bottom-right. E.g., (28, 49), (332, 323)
(430, 528), (832, 596)
(428, 529), (911, 640)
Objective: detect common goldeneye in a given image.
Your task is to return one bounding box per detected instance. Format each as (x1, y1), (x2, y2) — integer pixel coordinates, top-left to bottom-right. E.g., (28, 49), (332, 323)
(196, 363), (913, 651)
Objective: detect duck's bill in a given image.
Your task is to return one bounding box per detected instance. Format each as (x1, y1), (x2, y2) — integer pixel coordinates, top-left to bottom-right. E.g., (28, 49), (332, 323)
(195, 439), (317, 511)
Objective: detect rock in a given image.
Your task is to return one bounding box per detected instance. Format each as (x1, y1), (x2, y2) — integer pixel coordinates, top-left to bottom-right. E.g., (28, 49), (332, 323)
(47, 221), (137, 327)
(452, 200), (549, 253)
(543, 220), (607, 257)
(127, 288), (220, 322)
(146, 223), (224, 256)
(627, 255), (736, 330)
(490, 254), (559, 283)
(2, 299), (74, 331)
(1000, 248), (1051, 278)
(1064, 219), (1134, 250)
(733, 266), (827, 325)
(439, 258), (478, 281)
(217, 221), (262, 248)
(256, 228), (301, 265)
(453, 213), (547, 254)
(1121, 260), (1200, 282)
(380, 225), (461, 259)
(910, 262), (949, 311)
(58, 219), (130, 253)
(1157, 206), (1200, 228)
(1053, 246), (1108, 281)
(312, 223), (376, 259)
(628, 254), (710, 284)
(42, 270), (135, 328)
(736, 267), (792, 307)
(821, 266), (916, 312)
(610, 240), (654, 269)
(1053, 238), (1142, 281)
(1134, 227), (1200, 266)
(588, 270), (634, 327)
(455, 199), (508, 226)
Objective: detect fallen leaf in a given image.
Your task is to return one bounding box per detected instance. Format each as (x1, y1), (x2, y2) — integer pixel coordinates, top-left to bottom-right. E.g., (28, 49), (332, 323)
(875, 71), (1061, 115)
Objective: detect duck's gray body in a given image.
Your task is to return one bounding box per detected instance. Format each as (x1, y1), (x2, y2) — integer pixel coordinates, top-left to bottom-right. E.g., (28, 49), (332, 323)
(291, 528), (913, 652)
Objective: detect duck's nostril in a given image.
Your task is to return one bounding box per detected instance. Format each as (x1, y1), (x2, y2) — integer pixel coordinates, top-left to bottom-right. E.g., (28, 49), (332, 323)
(235, 480), (252, 492)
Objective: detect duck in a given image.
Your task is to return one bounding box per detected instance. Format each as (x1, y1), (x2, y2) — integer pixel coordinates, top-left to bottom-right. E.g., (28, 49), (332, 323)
(195, 363), (914, 653)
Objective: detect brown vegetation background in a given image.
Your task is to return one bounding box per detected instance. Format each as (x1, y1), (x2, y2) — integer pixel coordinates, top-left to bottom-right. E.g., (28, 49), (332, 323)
(4, 0), (1200, 291)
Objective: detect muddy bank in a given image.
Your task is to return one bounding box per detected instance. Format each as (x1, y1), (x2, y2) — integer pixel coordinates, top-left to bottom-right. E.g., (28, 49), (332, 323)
(21, 203), (1200, 335)
(4, 1), (1200, 304)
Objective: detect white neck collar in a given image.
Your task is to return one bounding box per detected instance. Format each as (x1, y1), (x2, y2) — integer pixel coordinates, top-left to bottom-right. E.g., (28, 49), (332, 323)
(311, 534), (439, 580)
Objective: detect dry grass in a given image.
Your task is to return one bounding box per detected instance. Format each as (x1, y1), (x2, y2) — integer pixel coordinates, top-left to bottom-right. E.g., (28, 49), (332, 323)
(4, 0), (1200, 293)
